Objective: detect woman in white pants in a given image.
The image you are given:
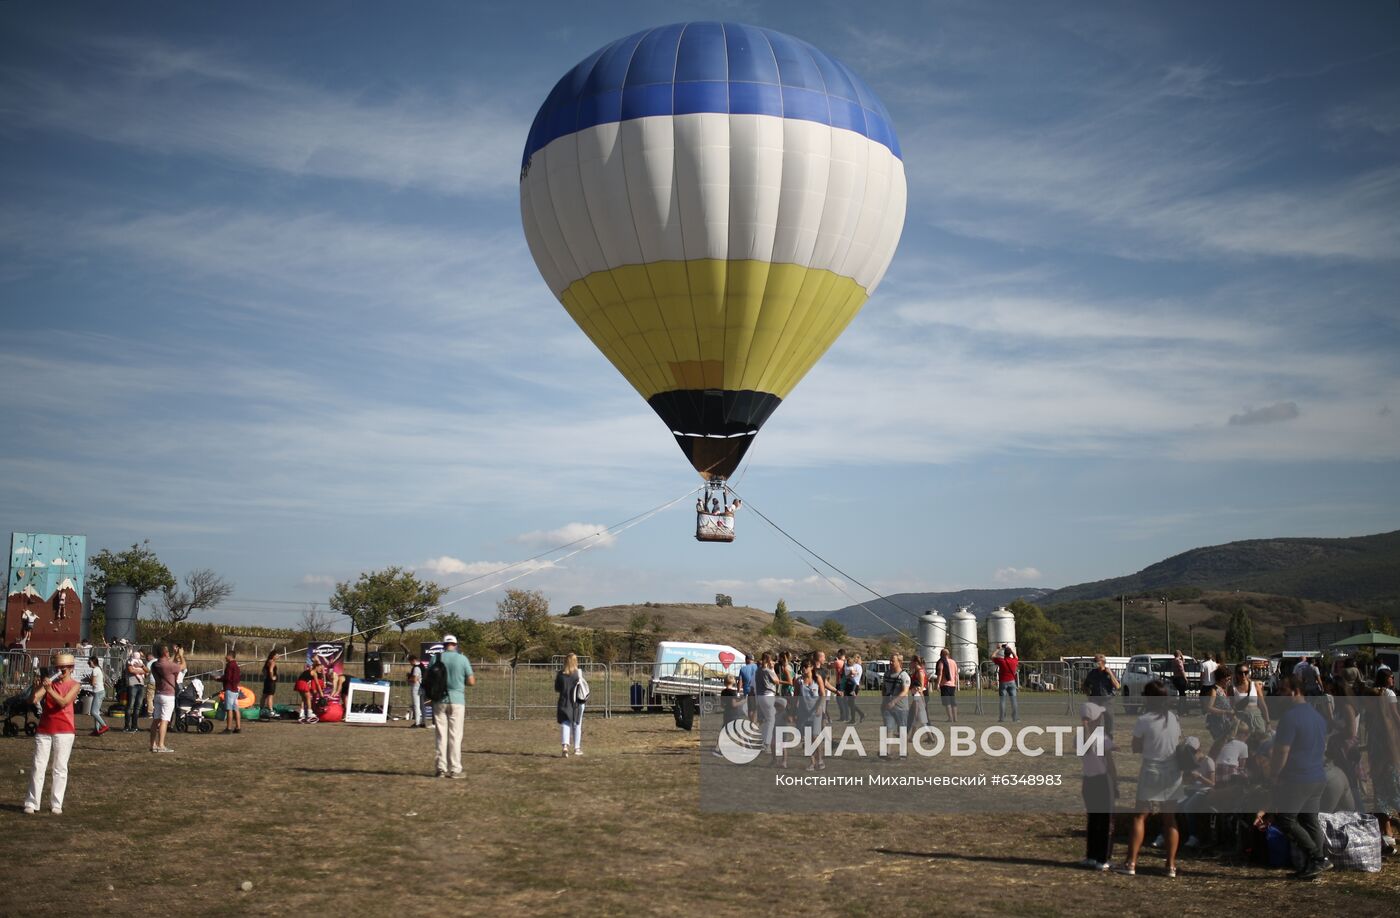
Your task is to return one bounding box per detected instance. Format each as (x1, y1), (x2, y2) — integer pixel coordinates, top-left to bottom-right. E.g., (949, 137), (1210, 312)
(554, 653), (586, 757)
(25, 651), (81, 815)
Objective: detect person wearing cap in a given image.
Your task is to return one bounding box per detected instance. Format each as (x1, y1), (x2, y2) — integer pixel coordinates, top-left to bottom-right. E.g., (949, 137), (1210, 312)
(1077, 700), (1116, 871)
(24, 652), (81, 815)
(430, 634), (475, 779)
(1177, 735), (1216, 849)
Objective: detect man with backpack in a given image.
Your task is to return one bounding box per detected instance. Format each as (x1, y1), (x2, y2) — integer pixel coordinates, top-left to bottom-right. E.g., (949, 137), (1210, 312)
(426, 635), (475, 779)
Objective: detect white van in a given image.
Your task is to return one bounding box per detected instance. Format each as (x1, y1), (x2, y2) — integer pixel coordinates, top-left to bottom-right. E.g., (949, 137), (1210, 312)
(648, 641), (745, 730)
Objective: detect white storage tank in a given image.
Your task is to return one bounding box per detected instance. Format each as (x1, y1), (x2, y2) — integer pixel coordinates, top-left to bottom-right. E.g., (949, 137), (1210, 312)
(950, 607), (978, 675)
(917, 609), (947, 665)
(987, 606), (1017, 653)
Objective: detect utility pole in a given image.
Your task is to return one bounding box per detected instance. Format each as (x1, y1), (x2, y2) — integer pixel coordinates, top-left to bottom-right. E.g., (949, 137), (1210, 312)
(1119, 595), (1126, 657)
(1188, 625), (1195, 658)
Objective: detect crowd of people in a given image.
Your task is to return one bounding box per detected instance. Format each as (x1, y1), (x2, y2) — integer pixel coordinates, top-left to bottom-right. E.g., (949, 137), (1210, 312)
(1079, 660), (1400, 880)
(16, 637), (1400, 884)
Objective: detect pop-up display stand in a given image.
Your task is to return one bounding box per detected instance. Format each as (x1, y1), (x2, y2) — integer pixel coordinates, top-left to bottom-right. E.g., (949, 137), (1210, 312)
(343, 679), (390, 724)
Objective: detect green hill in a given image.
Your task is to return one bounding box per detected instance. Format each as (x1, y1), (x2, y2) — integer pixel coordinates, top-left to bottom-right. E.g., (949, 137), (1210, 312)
(1042, 530), (1400, 608)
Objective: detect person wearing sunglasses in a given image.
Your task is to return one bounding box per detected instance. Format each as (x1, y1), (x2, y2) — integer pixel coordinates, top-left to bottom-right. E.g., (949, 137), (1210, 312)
(23, 652), (81, 815)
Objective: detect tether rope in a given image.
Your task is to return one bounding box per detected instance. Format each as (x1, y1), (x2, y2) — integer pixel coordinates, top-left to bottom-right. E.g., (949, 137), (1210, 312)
(729, 489), (916, 642)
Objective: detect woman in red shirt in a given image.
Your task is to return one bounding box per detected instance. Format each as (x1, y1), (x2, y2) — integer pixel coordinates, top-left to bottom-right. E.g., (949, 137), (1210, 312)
(24, 651), (81, 815)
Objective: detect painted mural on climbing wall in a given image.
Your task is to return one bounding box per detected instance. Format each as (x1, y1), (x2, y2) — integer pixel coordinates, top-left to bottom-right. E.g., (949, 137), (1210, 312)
(6, 533), (86, 649)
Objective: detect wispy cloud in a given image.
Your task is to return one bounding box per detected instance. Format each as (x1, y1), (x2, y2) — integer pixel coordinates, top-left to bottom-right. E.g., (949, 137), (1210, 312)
(992, 566), (1042, 585)
(1, 33), (527, 195)
(514, 523), (617, 549)
(1228, 402), (1301, 427)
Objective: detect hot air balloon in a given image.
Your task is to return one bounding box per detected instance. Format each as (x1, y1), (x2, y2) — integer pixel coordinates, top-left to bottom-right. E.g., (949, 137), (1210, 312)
(520, 22), (906, 540)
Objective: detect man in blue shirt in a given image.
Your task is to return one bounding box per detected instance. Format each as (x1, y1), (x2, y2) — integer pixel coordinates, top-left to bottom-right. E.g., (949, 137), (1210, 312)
(431, 635), (476, 779)
(1270, 674), (1329, 879)
(738, 654), (758, 723)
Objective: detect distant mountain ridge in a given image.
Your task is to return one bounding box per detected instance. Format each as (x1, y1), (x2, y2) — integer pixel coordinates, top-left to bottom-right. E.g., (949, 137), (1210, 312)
(1042, 530), (1400, 606)
(797, 530), (1400, 639)
(796, 588), (1051, 639)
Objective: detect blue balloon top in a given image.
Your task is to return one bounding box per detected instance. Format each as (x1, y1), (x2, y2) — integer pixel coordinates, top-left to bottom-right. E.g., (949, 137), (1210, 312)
(522, 22), (901, 169)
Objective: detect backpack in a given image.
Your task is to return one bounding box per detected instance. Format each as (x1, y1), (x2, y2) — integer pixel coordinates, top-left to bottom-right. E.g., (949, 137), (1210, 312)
(574, 672), (591, 704)
(423, 657), (448, 702)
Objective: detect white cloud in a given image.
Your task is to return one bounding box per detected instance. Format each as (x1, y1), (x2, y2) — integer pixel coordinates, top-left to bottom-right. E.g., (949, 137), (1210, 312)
(418, 557), (556, 581)
(514, 523), (617, 549)
(13, 546), (32, 555)
(29, 559), (46, 568)
(993, 567), (1043, 585)
(49, 558), (68, 566)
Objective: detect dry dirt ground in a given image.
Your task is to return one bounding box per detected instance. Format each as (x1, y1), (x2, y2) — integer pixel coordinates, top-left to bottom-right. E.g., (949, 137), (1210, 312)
(2, 712), (1396, 917)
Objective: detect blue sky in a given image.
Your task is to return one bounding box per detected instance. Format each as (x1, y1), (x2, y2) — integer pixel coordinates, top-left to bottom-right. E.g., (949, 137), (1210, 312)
(2, 1), (1397, 628)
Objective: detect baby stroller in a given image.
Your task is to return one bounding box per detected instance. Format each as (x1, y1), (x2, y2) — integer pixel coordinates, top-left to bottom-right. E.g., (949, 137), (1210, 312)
(2, 689), (39, 737)
(172, 678), (214, 734)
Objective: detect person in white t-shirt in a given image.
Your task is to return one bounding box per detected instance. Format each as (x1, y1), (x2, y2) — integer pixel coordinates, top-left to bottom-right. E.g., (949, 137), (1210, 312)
(845, 656), (865, 724)
(1214, 721), (1251, 782)
(1198, 654), (1218, 693)
(1117, 682), (1182, 878)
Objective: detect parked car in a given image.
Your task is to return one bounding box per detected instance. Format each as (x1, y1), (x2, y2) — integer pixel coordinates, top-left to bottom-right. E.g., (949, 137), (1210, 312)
(862, 659), (892, 690)
(1119, 654), (1200, 712)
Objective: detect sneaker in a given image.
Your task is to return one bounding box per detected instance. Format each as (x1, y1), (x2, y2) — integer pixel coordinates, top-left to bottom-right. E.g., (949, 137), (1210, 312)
(50, 808), (62, 816)
(1167, 866), (1177, 878)
(562, 746), (570, 757)
(233, 728), (241, 734)
(449, 771), (464, 780)
(1319, 857), (1333, 872)
(1151, 834), (1165, 848)
(157, 746), (174, 753)
(97, 725), (110, 736)
(306, 715), (318, 724)
(1294, 858), (1324, 881)
(573, 749), (582, 757)
(23, 805), (36, 815)
(90, 729), (101, 736)
(1184, 835), (1201, 849)
(1096, 862), (1111, 872)
(1077, 858), (1098, 869)
(435, 770), (447, 778)
(1113, 863), (1136, 876)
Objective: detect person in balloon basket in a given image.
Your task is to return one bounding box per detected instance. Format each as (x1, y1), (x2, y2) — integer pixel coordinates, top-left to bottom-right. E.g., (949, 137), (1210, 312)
(23, 653), (81, 815)
(218, 649), (243, 734)
(430, 635), (475, 778)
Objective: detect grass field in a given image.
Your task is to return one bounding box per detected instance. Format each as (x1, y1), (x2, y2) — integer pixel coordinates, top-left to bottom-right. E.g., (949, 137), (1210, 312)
(2, 712), (1396, 916)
